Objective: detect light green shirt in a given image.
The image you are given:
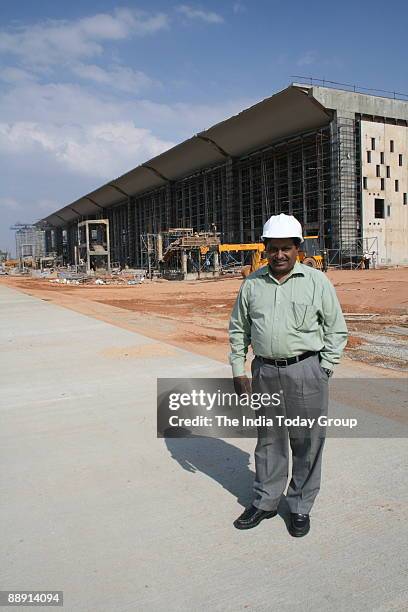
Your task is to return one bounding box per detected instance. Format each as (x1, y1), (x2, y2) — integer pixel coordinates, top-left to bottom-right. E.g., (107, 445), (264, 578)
(229, 261), (348, 377)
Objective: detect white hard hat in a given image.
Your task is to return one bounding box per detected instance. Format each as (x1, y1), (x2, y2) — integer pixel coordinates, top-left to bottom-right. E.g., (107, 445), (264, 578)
(261, 213), (303, 241)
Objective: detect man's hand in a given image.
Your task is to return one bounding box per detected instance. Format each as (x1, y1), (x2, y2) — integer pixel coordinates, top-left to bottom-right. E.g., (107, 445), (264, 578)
(233, 375), (252, 397)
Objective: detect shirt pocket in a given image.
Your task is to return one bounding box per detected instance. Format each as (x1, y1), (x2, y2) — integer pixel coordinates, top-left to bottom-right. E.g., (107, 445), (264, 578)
(290, 302), (320, 332)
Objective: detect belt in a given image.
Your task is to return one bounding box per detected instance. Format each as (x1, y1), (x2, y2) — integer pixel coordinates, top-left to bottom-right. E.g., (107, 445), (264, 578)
(257, 351), (318, 368)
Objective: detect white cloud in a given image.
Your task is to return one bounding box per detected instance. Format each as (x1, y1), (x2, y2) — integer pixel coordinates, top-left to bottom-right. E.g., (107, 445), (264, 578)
(0, 120), (175, 179)
(71, 63), (160, 93)
(0, 122), (56, 152)
(0, 67), (38, 83)
(0, 8), (169, 66)
(58, 122), (175, 178)
(233, 2), (246, 14)
(176, 5), (224, 24)
(295, 51), (345, 69)
(0, 81), (125, 125)
(0, 196), (22, 211)
(296, 51), (317, 66)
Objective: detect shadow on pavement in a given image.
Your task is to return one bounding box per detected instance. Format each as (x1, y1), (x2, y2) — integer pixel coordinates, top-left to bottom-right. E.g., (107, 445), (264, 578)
(164, 428), (254, 508)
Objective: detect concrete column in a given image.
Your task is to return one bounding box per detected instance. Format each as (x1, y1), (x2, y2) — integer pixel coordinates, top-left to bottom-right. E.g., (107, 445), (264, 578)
(213, 250), (219, 272)
(157, 234), (163, 262)
(330, 110), (359, 252)
(86, 223), (90, 273)
(181, 250), (187, 276)
(106, 221), (111, 272)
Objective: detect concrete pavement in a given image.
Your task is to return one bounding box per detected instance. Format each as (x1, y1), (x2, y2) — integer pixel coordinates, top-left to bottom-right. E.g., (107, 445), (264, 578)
(0, 284), (407, 611)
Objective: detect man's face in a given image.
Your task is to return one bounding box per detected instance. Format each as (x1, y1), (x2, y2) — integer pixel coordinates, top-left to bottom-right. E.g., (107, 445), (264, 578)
(264, 238), (299, 276)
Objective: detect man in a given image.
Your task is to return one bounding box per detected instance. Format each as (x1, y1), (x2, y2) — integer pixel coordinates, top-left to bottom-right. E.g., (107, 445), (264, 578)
(229, 213), (347, 537)
(363, 250), (371, 270)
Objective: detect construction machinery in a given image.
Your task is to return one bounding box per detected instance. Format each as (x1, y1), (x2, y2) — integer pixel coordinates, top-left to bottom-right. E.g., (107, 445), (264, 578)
(159, 229), (221, 280)
(299, 236), (324, 270)
(4, 258), (19, 269)
(218, 243), (267, 277)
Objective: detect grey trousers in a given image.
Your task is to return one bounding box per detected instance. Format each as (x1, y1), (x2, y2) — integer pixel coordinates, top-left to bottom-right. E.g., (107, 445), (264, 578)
(251, 354), (329, 514)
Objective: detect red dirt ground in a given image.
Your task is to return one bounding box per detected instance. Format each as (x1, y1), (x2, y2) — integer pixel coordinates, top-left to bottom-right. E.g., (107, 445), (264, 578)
(2, 268), (407, 371)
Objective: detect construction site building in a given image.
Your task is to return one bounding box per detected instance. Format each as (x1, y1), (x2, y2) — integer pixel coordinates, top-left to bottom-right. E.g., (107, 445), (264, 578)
(14, 224), (47, 260)
(39, 83), (408, 270)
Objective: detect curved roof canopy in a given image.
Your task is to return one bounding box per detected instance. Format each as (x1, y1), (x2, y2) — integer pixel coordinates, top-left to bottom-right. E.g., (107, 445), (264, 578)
(40, 85), (332, 227)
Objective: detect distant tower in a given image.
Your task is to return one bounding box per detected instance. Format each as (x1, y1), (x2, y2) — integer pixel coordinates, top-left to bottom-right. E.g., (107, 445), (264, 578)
(11, 223), (46, 260)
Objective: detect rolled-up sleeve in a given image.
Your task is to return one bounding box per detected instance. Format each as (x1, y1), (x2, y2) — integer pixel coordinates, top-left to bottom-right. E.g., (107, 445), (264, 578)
(319, 279), (348, 370)
(229, 281), (252, 377)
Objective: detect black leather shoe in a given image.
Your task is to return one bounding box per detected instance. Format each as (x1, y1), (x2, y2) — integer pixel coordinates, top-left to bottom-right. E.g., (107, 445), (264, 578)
(288, 513), (310, 537)
(233, 505), (277, 530)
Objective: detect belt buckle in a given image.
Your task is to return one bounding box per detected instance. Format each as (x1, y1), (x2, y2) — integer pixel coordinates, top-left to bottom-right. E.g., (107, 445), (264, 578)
(275, 359), (288, 367)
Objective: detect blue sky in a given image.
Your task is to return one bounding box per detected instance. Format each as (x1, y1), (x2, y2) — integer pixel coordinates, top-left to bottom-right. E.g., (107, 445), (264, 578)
(1, 0), (407, 254)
